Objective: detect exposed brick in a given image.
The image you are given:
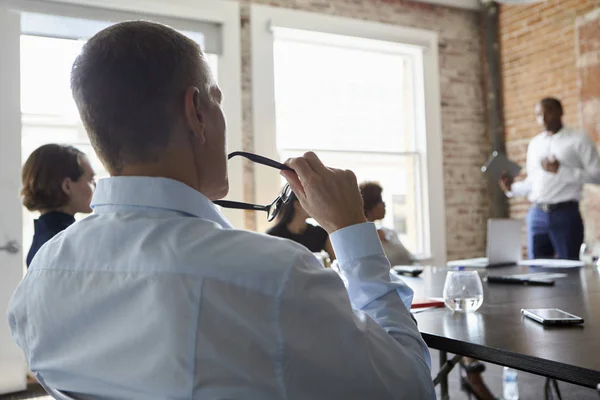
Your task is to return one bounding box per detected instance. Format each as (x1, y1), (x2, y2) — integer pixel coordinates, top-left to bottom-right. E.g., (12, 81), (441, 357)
(500, 0), (600, 253)
(579, 8), (600, 245)
(239, 3), (258, 230)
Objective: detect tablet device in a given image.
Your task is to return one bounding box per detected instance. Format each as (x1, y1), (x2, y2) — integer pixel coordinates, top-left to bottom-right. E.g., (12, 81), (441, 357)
(481, 151), (521, 181)
(521, 308), (584, 326)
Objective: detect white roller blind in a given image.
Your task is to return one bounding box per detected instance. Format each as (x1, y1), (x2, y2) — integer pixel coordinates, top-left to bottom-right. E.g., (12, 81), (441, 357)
(12, 0), (222, 54)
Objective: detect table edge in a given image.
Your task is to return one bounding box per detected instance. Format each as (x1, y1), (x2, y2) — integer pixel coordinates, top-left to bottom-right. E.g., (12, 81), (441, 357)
(422, 333), (600, 389)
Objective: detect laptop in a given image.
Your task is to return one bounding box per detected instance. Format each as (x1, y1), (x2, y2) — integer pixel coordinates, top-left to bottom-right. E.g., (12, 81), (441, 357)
(447, 219), (523, 268)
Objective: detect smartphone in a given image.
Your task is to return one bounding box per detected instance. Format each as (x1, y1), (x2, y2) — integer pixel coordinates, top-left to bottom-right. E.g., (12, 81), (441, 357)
(392, 266), (424, 277)
(521, 308), (584, 326)
(487, 275), (555, 286)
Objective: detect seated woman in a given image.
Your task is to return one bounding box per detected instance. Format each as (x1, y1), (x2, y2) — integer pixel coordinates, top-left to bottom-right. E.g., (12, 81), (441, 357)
(22, 144), (96, 267)
(266, 193), (334, 261)
(359, 182), (413, 266)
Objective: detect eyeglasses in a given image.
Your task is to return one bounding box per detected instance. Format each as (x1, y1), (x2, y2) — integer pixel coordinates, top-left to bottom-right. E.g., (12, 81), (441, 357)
(213, 151), (295, 222)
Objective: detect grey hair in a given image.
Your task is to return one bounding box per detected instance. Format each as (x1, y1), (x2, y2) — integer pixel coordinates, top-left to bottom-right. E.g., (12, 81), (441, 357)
(71, 20), (214, 173)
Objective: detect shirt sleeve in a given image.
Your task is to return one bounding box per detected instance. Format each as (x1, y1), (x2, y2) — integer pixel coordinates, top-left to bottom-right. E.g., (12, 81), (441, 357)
(7, 274), (30, 362)
(557, 133), (600, 185)
(508, 179), (532, 198)
(507, 141), (534, 198)
(278, 223), (434, 399)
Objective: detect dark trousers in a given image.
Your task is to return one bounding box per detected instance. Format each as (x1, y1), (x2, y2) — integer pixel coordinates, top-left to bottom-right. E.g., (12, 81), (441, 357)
(526, 202), (584, 260)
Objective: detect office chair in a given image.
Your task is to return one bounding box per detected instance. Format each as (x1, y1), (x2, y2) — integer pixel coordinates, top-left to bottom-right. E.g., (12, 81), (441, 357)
(35, 373), (79, 400)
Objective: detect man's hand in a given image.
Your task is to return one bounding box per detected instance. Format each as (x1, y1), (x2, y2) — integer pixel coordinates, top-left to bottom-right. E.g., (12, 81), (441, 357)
(498, 172), (514, 193)
(541, 157), (560, 173)
(281, 152), (367, 234)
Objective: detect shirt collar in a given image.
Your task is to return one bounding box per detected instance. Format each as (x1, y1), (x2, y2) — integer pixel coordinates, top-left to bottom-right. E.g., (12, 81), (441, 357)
(91, 176), (233, 229)
(543, 126), (569, 137)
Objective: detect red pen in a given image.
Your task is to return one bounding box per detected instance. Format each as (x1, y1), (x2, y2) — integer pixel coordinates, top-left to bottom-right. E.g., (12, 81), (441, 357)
(411, 299), (445, 309)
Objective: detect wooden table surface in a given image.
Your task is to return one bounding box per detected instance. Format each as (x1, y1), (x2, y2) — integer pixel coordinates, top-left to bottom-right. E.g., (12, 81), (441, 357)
(404, 265), (600, 388)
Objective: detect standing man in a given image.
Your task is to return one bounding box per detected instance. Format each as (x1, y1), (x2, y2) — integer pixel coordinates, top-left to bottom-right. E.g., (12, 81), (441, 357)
(500, 97), (600, 260)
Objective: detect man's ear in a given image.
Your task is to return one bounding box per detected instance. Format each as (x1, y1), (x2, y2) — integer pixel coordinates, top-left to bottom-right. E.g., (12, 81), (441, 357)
(184, 86), (206, 145)
(62, 178), (73, 196)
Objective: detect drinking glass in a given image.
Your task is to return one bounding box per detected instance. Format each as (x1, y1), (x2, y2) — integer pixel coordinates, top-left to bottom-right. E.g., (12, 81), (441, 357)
(443, 270), (484, 313)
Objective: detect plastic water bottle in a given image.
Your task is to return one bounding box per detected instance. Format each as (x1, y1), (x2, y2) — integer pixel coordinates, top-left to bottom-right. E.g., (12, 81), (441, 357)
(503, 367), (519, 400)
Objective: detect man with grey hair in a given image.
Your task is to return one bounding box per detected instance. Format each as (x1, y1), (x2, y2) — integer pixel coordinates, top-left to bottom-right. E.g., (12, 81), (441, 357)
(9, 21), (435, 399)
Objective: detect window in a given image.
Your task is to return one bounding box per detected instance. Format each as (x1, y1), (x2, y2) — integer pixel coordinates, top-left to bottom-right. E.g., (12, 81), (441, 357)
(392, 195), (408, 236)
(20, 34), (218, 181)
(393, 194), (407, 205)
(251, 6), (445, 263)
(19, 14), (221, 264)
(272, 28), (424, 254)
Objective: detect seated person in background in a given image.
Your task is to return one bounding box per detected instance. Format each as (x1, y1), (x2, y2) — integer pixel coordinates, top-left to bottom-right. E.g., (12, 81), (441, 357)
(266, 191), (335, 259)
(359, 181), (413, 266)
(8, 21), (435, 399)
(21, 144), (95, 267)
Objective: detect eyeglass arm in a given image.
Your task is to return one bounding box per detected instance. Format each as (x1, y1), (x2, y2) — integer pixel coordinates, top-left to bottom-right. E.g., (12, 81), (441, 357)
(213, 200), (269, 212)
(227, 151), (294, 172)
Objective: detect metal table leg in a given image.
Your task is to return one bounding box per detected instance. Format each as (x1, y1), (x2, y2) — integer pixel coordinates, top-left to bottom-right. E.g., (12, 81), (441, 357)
(440, 351), (448, 400)
(545, 377), (563, 400)
(552, 378), (562, 400)
(433, 351), (463, 400)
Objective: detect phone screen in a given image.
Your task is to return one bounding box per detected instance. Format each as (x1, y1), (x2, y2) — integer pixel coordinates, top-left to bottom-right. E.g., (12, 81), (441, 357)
(534, 309), (576, 319)
(524, 308), (581, 321)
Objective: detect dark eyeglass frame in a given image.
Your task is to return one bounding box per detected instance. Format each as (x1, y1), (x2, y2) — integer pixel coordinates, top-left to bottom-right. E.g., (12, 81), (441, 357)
(214, 151), (295, 222)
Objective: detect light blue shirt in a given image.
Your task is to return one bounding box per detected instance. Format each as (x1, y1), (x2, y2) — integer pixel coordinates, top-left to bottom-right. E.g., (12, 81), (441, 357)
(8, 177), (434, 399)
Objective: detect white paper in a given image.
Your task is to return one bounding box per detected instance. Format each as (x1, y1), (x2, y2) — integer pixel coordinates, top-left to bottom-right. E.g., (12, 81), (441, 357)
(518, 259), (584, 268)
(509, 272), (568, 279)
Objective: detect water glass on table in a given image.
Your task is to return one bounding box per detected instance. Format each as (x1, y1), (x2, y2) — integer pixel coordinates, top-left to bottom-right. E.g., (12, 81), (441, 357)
(443, 270), (484, 312)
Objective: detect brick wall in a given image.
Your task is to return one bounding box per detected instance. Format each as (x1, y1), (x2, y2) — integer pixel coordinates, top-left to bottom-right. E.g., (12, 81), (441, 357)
(578, 8), (600, 245)
(238, 0), (489, 261)
(500, 1), (600, 251)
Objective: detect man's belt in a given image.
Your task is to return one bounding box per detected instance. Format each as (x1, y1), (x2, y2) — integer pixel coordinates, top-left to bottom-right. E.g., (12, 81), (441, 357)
(534, 201), (579, 213)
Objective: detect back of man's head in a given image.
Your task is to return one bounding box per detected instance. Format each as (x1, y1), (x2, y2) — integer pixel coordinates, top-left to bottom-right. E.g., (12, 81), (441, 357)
(540, 97), (563, 114)
(71, 21), (213, 174)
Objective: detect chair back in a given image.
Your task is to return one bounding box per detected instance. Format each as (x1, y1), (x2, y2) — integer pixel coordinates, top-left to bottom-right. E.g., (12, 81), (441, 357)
(35, 373), (79, 400)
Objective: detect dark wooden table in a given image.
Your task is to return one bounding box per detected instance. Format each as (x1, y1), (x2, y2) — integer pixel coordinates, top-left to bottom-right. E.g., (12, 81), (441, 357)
(403, 265), (600, 389)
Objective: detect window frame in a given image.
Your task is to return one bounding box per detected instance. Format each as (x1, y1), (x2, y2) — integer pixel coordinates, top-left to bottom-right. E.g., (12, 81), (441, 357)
(250, 4), (446, 264)
(3, 0), (244, 228)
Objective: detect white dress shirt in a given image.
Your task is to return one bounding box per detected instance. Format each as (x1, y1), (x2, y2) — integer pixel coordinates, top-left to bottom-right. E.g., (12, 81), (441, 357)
(8, 176), (435, 400)
(510, 126), (600, 203)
